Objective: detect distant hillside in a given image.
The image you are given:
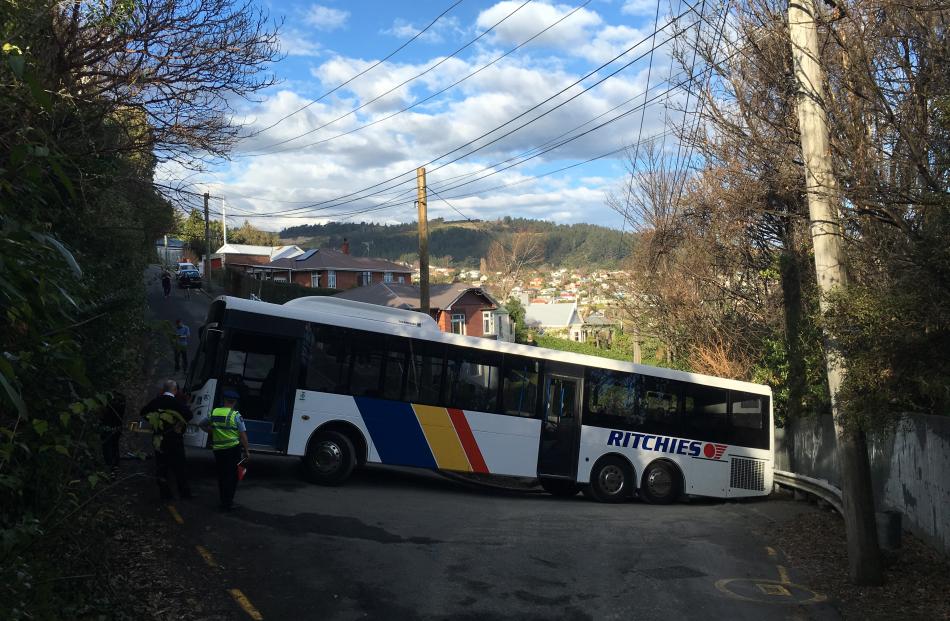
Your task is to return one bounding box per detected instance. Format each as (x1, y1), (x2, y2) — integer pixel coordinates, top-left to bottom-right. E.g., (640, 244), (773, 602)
(279, 217), (631, 268)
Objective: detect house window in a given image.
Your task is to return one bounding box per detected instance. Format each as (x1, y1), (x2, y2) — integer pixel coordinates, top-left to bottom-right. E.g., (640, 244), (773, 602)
(384, 272), (393, 283)
(451, 313), (466, 335)
(327, 270), (337, 288)
(310, 272), (320, 288)
(359, 271), (373, 286)
(482, 311), (495, 335)
(398, 276), (405, 283)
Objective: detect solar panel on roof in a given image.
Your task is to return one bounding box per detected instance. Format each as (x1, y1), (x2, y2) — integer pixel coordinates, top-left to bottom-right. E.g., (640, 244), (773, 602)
(296, 249), (318, 261)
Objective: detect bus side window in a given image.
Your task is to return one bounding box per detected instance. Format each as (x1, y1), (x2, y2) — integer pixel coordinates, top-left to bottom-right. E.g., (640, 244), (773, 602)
(584, 369), (638, 429)
(501, 356), (539, 418)
(639, 376), (680, 436)
(348, 332), (387, 399)
(303, 324), (349, 394)
(729, 392), (769, 449)
(445, 347), (500, 413)
(404, 340), (445, 405)
(683, 385), (729, 442)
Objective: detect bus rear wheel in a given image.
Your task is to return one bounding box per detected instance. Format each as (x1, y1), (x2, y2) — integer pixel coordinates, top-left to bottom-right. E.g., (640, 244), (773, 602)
(588, 456), (633, 503)
(540, 478), (579, 497)
(640, 461), (682, 504)
(304, 431), (355, 486)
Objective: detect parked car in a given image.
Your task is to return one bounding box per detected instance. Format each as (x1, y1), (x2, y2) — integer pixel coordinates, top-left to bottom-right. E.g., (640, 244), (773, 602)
(176, 261), (198, 273)
(177, 269), (202, 288)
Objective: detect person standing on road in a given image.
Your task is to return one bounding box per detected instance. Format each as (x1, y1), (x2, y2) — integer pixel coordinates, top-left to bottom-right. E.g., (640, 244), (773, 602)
(161, 270), (172, 298)
(173, 318), (190, 374)
(199, 390), (250, 512)
(139, 380), (193, 501)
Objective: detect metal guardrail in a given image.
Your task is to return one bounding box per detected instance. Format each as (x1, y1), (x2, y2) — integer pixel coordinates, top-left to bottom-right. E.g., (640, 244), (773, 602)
(773, 469), (843, 515)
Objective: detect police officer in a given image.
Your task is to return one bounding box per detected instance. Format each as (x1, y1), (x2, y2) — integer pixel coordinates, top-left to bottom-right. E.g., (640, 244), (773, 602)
(201, 389), (250, 511)
(139, 380), (193, 501)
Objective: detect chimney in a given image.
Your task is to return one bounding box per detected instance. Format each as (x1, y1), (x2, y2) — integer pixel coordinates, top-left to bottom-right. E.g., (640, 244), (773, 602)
(341, 238), (350, 255)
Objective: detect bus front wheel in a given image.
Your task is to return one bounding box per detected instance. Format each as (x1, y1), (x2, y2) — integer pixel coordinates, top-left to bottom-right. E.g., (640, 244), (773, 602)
(304, 431), (356, 486)
(640, 461), (682, 504)
(587, 456), (633, 503)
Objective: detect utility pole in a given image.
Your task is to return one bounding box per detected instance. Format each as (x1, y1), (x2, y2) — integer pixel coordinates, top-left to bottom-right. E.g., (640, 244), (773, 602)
(203, 192), (211, 291)
(789, 0), (882, 585)
(221, 199), (227, 270)
(416, 167), (430, 316)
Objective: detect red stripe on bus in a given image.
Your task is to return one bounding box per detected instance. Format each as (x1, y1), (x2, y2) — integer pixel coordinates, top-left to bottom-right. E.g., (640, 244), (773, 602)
(447, 408), (488, 473)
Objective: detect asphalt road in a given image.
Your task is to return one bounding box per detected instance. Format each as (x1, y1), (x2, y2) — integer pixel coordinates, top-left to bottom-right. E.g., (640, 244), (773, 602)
(141, 267), (842, 621)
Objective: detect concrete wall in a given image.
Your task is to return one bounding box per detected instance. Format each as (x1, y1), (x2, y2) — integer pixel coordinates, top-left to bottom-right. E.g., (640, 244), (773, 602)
(775, 414), (950, 555)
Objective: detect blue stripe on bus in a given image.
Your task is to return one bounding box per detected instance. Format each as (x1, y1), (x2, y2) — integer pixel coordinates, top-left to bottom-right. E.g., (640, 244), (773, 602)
(355, 397), (437, 469)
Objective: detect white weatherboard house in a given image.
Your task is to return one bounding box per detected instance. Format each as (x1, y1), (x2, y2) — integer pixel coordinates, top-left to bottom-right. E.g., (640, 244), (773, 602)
(525, 302), (585, 342)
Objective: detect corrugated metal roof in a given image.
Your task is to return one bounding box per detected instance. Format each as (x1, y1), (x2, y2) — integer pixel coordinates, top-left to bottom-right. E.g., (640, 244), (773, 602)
(525, 303), (581, 328)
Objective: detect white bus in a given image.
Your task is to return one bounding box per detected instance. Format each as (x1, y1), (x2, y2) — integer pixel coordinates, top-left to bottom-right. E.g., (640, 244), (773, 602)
(184, 296), (773, 504)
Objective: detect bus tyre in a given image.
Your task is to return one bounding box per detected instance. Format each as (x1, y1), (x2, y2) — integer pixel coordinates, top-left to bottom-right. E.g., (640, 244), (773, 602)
(640, 461), (681, 505)
(588, 456), (633, 503)
(540, 478), (579, 497)
(304, 431), (356, 486)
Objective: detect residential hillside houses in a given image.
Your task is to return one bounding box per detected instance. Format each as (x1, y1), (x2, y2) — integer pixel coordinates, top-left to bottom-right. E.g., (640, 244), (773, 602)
(335, 282), (514, 342)
(524, 302), (585, 342)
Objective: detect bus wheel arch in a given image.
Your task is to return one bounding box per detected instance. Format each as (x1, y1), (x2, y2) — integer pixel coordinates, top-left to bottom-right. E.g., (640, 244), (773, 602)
(312, 421), (368, 466)
(640, 459), (683, 504)
(302, 423), (364, 486)
(586, 453), (636, 503)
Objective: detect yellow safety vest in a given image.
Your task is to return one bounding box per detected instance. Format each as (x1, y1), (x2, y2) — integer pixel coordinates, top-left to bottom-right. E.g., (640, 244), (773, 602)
(209, 407), (240, 449)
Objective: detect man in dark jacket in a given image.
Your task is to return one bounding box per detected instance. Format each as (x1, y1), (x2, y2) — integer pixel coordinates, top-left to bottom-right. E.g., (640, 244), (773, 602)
(140, 379), (193, 501)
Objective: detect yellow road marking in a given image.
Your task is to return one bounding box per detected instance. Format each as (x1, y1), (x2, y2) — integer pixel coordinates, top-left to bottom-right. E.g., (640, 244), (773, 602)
(229, 588), (264, 620)
(765, 546), (777, 558)
(196, 545), (218, 568)
(166, 504), (184, 525)
(757, 582), (792, 596)
(777, 564), (790, 584)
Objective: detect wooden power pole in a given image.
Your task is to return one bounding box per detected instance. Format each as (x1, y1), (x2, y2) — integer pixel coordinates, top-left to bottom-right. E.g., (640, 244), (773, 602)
(203, 192), (211, 290)
(416, 167), (430, 316)
(788, 0), (882, 585)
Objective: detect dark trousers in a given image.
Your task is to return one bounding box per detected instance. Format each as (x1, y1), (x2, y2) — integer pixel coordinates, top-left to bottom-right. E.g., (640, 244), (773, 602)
(101, 428), (121, 470)
(156, 443), (191, 500)
(214, 445), (242, 509)
(173, 346), (188, 371)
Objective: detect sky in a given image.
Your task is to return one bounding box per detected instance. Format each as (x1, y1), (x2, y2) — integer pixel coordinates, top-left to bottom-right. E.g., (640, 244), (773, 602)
(157, 0), (708, 233)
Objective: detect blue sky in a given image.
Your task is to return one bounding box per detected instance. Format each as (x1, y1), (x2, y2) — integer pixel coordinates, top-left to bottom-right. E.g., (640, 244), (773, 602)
(159, 0), (699, 232)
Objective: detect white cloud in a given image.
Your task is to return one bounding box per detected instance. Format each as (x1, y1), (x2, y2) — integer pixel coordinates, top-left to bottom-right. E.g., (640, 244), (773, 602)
(475, 1), (602, 52)
(383, 16), (461, 44)
(280, 28), (323, 57)
(621, 0), (659, 17)
(303, 5), (349, 31)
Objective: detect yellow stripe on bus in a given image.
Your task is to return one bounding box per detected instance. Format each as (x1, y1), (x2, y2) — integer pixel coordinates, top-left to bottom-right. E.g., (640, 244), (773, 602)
(412, 404), (472, 472)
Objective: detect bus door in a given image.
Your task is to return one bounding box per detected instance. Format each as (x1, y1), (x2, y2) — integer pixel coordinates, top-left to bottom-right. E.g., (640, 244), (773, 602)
(537, 363), (583, 479)
(220, 331), (299, 453)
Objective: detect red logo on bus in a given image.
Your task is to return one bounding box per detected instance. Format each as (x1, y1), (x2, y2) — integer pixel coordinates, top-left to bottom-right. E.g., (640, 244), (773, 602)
(703, 443), (727, 460)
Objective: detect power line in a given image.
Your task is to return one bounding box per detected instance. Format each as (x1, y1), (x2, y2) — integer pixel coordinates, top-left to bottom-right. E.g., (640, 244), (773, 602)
(239, 0), (464, 139)
(220, 0), (705, 221)
(237, 0), (594, 158)
(243, 0), (533, 153)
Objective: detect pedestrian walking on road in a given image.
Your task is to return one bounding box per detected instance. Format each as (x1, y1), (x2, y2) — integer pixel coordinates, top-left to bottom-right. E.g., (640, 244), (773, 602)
(161, 270), (172, 298)
(173, 318), (190, 373)
(139, 380), (194, 501)
(199, 390), (250, 512)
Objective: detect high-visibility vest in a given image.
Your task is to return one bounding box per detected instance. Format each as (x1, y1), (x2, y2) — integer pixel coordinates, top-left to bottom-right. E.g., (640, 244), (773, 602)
(209, 407), (240, 449)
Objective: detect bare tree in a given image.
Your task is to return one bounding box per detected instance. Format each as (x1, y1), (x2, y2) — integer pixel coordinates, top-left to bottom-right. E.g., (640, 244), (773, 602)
(485, 231), (544, 301)
(18, 0), (281, 164)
